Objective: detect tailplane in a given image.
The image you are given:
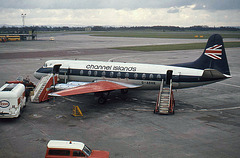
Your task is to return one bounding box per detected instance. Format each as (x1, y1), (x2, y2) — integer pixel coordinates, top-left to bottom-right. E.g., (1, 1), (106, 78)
(173, 34), (231, 76)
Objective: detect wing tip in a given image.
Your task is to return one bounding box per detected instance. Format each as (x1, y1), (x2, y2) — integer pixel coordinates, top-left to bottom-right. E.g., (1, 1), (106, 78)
(48, 93), (61, 97)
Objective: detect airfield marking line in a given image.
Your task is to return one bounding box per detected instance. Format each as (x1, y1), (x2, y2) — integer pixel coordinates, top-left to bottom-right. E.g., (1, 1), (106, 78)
(217, 82), (240, 88)
(119, 106), (240, 113)
(108, 56), (131, 62)
(196, 106), (240, 112)
(22, 118), (50, 138)
(62, 97), (80, 103)
(107, 52), (158, 62)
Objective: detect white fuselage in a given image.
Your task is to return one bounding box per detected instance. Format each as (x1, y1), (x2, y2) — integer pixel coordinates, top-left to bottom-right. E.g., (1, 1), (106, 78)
(34, 60), (224, 89)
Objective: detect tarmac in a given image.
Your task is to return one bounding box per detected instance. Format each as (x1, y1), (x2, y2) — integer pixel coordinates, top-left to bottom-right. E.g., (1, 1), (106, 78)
(0, 33), (240, 158)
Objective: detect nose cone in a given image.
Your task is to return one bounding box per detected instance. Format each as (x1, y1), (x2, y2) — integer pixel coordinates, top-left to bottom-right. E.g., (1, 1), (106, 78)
(33, 71), (41, 79)
(34, 67), (52, 79)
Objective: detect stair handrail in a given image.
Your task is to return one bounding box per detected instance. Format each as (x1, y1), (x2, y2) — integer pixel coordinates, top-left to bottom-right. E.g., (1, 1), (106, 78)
(31, 74), (53, 101)
(157, 79), (164, 108)
(168, 79), (173, 108)
(33, 75), (47, 94)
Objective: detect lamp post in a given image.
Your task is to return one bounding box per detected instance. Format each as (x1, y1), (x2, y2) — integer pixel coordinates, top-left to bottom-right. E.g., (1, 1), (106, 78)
(21, 13), (26, 27)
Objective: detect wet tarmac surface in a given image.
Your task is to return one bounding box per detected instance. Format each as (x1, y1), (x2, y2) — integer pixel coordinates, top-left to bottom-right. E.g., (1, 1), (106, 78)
(0, 34), (239, 158)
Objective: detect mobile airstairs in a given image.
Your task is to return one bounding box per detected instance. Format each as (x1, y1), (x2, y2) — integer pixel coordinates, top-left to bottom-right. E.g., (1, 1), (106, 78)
(154, 79), (175, 115)
(31, 74), (58, 103)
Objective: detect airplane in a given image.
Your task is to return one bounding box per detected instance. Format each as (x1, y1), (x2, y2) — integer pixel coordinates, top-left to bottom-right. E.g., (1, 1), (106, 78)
(33, 34), (231, 104)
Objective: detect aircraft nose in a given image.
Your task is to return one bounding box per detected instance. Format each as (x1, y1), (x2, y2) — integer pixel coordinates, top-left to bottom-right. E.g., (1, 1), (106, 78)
(33, 71), (41, 79)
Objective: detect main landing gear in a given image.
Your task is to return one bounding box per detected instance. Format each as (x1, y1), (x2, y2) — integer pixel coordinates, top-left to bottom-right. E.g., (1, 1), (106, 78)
(98, 96), (107, 104)
(95, 91), (110, 104)
(95, 89), (129, 104)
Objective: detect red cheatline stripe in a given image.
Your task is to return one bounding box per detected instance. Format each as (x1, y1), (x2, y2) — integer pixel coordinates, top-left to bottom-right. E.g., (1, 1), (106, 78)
(205, 50), (222, 54)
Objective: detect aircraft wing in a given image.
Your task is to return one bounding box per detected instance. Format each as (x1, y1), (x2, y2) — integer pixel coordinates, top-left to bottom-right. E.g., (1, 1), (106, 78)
(49, 80), (141, 97)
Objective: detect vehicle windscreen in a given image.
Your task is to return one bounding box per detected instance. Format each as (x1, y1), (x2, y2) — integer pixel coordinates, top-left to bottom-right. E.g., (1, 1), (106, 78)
(2, 84), (17, 91)
(82, 145), (92, 156)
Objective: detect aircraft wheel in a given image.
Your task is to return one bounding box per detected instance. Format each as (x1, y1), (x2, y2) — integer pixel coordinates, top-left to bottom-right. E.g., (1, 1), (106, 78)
(95, 91), (110, 97)
(98, 96), (107, 104)
(121, 89), (128, 94)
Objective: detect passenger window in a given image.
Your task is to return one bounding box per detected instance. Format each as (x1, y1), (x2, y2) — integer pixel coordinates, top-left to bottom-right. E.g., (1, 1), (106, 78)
(110, 72), (114, 78)
(73, 150), (85, 157)
(149, 74), (153, 80)
(102, 71), (106, 76)
(125, 73), (129, 78)
(88, 70), (91, 76)
(134, 73), (138, 79)
(94, 71), (98, 76)
(142, 73), (146, 79)
(157, 74), (161, 80)
(48, 149), (70, 156)
(80, 70), (84, 75)
(117, 72), (121, 78)
(59, 69), (67, 75)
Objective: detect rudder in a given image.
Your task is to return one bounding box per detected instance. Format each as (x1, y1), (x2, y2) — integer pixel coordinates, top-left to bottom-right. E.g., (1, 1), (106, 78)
(173, 34), (231, 76)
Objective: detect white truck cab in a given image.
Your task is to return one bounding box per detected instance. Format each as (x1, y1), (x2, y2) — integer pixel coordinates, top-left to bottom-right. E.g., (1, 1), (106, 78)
(0, 83), (26, 118)
(45, 140), (110, 158)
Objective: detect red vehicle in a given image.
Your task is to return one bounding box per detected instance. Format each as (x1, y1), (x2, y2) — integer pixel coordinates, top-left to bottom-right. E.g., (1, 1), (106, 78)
(45, 140), (109, 158)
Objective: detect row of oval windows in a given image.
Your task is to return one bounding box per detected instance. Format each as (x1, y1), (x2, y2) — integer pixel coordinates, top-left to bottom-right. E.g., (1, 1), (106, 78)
(76, 70), (162, 80)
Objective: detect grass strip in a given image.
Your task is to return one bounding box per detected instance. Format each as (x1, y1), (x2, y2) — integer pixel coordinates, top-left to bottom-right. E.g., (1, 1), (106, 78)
(92, 31), (240, 39)
(111, 42), (240, 52)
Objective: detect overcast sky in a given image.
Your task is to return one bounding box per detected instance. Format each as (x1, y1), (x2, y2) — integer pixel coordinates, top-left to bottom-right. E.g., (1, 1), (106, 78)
(0, 0), (239, 27)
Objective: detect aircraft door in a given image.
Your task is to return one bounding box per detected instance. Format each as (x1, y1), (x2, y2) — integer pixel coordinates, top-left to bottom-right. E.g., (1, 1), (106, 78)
(166, 70), (173, 85)
(53, 64), (62, 74)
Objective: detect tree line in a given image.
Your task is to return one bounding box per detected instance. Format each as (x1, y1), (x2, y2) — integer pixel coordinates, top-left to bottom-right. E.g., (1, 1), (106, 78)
(0, 25), (239, 34)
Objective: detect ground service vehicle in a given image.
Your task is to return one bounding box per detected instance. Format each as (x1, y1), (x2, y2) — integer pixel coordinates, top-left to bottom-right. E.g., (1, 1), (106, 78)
(45, 140), (110, 158)
(0, 83), (26, 118)
(0, 35), (20, 42)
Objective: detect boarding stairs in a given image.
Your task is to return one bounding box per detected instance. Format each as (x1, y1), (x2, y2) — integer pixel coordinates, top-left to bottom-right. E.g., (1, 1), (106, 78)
(154, 79), (175, 115)
(31, 74), (58, 103)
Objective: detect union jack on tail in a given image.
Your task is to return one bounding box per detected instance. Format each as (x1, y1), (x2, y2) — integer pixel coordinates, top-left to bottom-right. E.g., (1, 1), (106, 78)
(205, 44), (222, 60)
